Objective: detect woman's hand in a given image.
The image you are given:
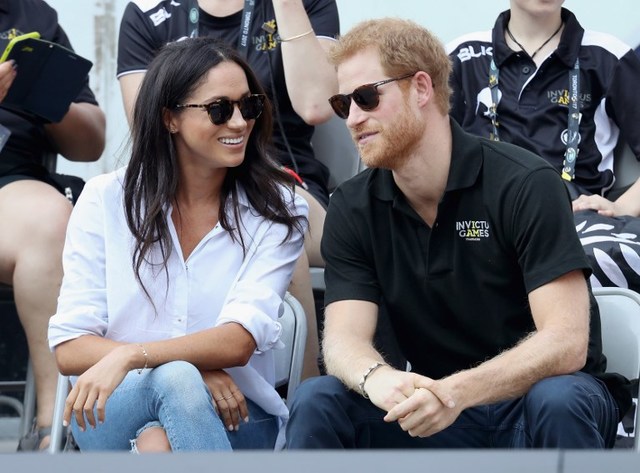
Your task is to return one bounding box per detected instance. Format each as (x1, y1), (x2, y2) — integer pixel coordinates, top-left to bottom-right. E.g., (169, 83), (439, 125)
(0, 60), (17, 102)
(63, 344), (139, 431)
(201, 369), (249, 432)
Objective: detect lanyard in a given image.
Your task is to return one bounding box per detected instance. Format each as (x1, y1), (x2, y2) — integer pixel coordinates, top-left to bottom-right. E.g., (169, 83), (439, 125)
(488, 57), (580, 180)
(186, 0), (255, 58)
(488, 59), (501, 142)
(237, 0), (256, 58)
(187, 0), (199, 37)
(562, 59), (581, 182)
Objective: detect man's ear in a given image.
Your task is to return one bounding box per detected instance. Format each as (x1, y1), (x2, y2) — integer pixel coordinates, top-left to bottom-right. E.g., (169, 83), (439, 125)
(413, 71), (433, 107)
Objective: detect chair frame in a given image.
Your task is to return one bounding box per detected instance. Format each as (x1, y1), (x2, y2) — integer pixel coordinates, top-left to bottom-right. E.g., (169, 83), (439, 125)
(309, 116), (363, 292)
(0, 282), (37, 442)
(593, 286), (640, 451)
(276, 292), (307, 406)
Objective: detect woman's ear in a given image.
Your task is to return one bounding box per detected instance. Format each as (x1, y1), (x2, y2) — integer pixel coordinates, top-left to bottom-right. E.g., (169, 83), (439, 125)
(163, 108), (177, 134)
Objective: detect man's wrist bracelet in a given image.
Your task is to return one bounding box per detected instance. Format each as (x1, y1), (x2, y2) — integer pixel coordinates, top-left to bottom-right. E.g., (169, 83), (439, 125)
(358, 362), (387, 399)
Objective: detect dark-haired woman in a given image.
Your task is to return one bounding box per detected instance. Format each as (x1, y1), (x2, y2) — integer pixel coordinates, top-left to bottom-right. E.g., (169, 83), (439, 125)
(48, 37), (307, 452)
(118, 1), (341, 378)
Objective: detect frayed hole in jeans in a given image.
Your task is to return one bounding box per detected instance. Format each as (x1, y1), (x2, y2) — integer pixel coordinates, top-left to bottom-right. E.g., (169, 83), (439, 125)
(131, 420), (162, 453)
(129, 438), (139, 454)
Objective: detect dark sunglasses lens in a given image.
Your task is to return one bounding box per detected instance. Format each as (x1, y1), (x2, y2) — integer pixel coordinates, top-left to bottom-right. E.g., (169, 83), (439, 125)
(329, 94), (351, 119)
(208, 100), (233, 125)
(352, 85), (380, 111)
(240, 95), (265, 121)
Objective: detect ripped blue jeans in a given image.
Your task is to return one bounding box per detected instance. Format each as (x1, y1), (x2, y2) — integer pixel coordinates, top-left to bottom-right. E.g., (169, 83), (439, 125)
(71, 361), (279, 451)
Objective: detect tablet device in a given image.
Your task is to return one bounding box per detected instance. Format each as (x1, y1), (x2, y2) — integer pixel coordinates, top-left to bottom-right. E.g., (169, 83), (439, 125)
(1, 33), (93, 123)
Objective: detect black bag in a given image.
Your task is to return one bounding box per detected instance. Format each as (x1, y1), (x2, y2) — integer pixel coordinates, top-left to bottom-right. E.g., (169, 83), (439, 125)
(615, 379), (638, 448)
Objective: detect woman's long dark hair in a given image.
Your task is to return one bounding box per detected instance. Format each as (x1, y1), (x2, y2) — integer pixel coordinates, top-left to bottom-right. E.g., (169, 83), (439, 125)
(124, 37), (305, 295)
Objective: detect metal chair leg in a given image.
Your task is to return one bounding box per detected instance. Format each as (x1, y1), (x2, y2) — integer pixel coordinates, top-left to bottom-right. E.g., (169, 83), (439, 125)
(48, 373), (70, 453)
(19, 360), (36, 439)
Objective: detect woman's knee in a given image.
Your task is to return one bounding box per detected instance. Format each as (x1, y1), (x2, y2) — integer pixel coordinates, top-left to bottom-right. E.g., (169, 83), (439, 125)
(148, 361), (210, 404)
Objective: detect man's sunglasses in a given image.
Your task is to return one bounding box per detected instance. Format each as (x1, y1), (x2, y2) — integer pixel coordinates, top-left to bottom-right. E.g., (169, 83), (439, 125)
(175, 94), (266, 125)
(328, 73), (416, 119)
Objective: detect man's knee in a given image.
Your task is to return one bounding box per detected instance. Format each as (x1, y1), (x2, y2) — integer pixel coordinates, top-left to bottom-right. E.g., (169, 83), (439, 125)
(524, 373), (616, 431)
(290, 375), (348, 416)
(287, 376), (359, 448)
(526, 374), (596, 416)
(523, 373), (616, 447)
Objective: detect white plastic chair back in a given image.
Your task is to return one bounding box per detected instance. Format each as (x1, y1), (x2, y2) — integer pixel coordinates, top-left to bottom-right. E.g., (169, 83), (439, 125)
(593, 286), (640, 450)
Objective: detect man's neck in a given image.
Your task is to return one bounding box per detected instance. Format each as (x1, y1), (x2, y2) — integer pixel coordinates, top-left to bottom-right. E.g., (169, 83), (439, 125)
(507, 7), (563, 47)
(392, 116), (452, 226)
(505, 7), (563, 65)
(198, 0), (243, 17)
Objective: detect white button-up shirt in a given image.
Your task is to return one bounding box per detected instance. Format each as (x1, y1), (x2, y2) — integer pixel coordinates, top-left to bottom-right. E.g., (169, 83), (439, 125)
(49, 167), (308, 424)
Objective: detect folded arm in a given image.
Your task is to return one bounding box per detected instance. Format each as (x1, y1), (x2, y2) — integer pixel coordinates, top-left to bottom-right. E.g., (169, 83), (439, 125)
(385, 270), (590, 437)
(323, 299), (443, 412)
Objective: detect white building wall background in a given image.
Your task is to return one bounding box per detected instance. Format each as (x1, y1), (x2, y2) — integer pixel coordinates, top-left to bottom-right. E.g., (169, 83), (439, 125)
(44, 0), (640, 180)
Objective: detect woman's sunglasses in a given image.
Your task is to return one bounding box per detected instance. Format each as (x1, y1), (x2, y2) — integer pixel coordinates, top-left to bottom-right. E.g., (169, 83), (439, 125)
(328, 73), (416, 119)
(175, 94), (266, 125)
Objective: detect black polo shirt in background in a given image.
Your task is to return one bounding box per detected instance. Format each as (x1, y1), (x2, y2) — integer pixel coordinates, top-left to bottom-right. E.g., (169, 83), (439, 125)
(117, 0), (339, 206)
(323, 120), (599, 382)
(447, 8), (640, 196)
(0, 0), (98, 178)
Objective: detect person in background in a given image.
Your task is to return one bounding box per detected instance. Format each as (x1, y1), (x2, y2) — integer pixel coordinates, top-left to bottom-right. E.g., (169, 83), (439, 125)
(286, 17), (624, 450)
(117, 0), (340, 378)
(0, 0), (105, 451)
(48, 37), (308, 452)
(447, 0), (640, 217)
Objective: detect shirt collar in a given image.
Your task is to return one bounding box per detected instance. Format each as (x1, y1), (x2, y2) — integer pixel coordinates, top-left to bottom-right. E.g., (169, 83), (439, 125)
(371, 119), (483, 202)
(445, 119), (484, 192)
(492, 7), (584, 69)
(235, 183), (251, 208)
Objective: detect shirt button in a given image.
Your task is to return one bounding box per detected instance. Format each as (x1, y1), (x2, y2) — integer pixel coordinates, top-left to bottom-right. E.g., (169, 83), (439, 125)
(522, 66), (531, 74)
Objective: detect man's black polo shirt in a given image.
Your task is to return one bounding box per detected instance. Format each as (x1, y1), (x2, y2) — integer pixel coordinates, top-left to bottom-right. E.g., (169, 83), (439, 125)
(322, 120), (594, 380)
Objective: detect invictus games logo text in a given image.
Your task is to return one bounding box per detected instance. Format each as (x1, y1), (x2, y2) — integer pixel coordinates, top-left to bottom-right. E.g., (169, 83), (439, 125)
(456, 220), (490, 240)
(547, 89), (591, 106)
